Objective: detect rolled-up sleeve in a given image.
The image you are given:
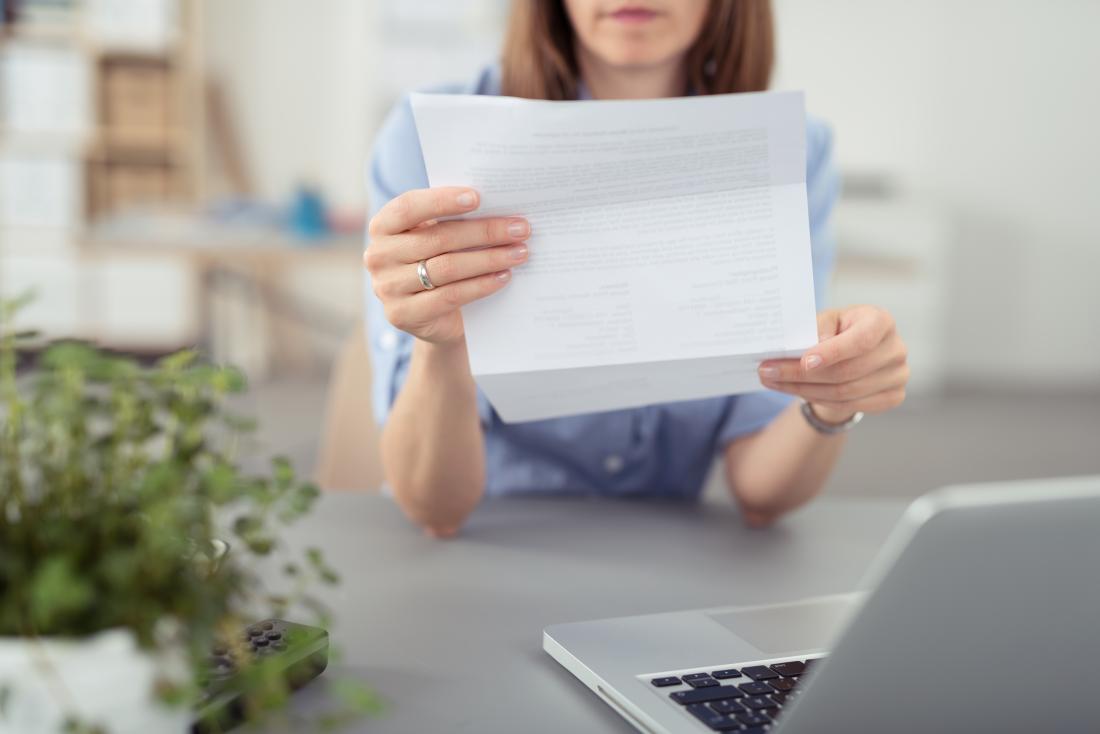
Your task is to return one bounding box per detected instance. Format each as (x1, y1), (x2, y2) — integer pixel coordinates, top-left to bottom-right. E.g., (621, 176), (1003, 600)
(717, 117), (841, 444)
(364, 94), (495, 426)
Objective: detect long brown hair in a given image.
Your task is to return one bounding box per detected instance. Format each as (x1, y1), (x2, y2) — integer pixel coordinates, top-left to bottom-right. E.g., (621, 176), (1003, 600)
(501, 0), (774, 100)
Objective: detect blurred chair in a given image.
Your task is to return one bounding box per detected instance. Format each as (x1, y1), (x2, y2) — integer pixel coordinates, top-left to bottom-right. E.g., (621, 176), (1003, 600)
(316, 323), (383, 491)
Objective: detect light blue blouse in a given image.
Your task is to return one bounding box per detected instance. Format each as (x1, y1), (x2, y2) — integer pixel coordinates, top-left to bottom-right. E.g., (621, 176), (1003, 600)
(364, 64), (839, 500)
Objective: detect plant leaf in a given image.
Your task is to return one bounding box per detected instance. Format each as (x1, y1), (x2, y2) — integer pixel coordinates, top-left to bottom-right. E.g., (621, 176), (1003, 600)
(30, 557), (94, 628)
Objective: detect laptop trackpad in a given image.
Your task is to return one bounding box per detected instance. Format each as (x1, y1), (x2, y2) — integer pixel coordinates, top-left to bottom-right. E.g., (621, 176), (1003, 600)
(708, 595), (858, 656)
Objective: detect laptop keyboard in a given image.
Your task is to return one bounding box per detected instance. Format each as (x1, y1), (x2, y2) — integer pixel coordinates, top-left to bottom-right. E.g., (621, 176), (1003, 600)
(648, 657), (823, 732)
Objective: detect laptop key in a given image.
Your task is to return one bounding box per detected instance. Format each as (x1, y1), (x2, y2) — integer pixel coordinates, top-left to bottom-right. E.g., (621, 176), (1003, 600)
(709, 720), (744, 732)
(770, 692), (789, 706)
(742, 696), (774, 710)
(741, 665), (778, 681)
(737, 712), (772, 727)
(770, 661), (806, 677)
(670, 686), (744, 705)
(650, 676), (681, 687)
(738, 681), (773, 695)
(768, 677), (796, 692)
(711, 668), (742, 679)
(710, 700), (746, 715)
(685, 703), (723, 725)
(685, 677), (719, 688)
(686, 703), (742, 731)
(682, 672), (712, 681)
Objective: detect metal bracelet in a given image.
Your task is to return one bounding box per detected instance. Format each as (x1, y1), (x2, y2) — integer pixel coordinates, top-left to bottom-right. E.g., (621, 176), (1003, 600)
(800, 400), (864, 435)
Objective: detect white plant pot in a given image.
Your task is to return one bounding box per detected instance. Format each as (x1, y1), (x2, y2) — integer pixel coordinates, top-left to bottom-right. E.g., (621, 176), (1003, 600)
(0, 628), (190, 734)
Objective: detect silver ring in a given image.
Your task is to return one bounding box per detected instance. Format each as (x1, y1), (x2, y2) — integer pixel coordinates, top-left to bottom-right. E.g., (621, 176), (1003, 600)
(416, 259), (436, 291)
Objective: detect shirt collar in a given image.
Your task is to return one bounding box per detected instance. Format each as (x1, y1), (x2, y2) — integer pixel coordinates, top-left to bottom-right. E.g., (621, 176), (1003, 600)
(574, 78), (696, 100)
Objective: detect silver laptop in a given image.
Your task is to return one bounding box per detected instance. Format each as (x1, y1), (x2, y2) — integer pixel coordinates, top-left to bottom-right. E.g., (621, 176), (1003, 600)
(544, 476), (1100, 733)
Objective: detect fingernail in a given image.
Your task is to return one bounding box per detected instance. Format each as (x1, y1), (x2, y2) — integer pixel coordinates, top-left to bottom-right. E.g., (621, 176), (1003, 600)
(509, 244), (528, 260)
(456, 191), (477, 208)
(507, 219), (529, 238)
(758, 366), (779, 379)
(496, 270), (512, 281)
(804, 354), (823, 371)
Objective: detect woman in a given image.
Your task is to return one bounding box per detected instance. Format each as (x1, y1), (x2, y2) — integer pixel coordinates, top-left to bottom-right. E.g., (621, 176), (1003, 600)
(363, 0), (909, 537)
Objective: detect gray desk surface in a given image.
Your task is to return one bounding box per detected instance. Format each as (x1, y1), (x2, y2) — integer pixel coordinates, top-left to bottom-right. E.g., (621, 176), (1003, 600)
(270, 493), (908, 733)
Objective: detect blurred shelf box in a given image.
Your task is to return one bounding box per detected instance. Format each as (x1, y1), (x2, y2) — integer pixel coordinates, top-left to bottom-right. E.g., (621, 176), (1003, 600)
(0, 22), (82, 44)
(88, 253), (195, 348)
(0, 152), (82, 228)
(0, 42), (91, 137)
(90, 128), (187, 157)
(87, 159), (178, 218)
(0, 251), (83, 335)
(10, 0), (77, 28)
(84, 0), (179, 53)
(0, 250), (196, 346)
(99, 54), (173, 148)
(0, 227), (77, 256)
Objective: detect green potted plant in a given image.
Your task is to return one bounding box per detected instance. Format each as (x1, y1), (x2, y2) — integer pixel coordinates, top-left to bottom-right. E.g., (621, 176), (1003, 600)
(0, 292), (377, 733)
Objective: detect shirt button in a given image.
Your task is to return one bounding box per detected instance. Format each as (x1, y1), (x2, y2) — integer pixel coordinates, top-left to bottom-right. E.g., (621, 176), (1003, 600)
(379, 331), (398, 350)
(603, 454), (625, 474)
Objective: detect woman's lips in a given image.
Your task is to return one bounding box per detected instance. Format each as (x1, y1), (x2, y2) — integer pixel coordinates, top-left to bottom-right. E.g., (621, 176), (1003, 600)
(608, 6), (660, 23)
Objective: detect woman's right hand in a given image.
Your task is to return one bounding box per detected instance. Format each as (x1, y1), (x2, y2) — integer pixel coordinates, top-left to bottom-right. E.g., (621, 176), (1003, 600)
(364, 187), (530, 345)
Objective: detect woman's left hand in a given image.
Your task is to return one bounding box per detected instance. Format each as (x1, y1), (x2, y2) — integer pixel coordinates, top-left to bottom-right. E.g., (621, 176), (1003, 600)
(757, 305), (910, 423)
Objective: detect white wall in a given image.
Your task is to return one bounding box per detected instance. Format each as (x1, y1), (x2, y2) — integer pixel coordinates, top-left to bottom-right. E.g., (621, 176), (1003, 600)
(202, 0), (376, 210)
(202, 0), (509, 211)
(773, 0), (1100, 386)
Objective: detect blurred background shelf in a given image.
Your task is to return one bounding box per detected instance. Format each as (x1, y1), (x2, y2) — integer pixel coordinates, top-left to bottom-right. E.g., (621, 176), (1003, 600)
(84, 209), (361, 375)
(0, 0), (206, 349)
(0, 0), (364, 377)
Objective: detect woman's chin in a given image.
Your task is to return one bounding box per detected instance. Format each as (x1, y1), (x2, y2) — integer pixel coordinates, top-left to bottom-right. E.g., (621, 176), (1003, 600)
(599, 46), (684, 72)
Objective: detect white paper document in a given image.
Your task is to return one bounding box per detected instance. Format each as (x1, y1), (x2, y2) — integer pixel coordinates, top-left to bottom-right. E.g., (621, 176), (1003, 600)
(411, 91), (817, 422)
